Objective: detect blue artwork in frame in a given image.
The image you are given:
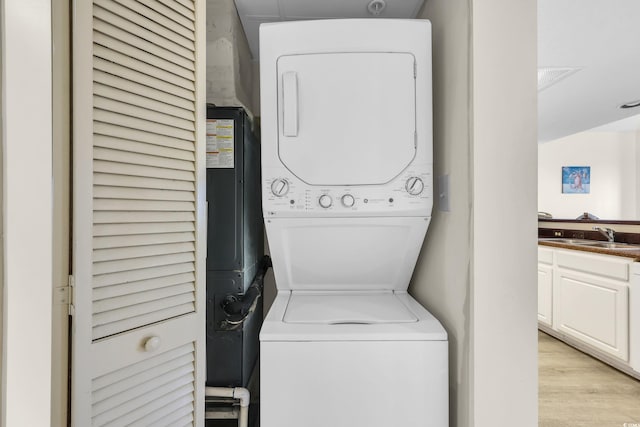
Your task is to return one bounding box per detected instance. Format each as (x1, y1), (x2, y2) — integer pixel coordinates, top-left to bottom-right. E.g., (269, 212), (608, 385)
(562, 166), (590, 194)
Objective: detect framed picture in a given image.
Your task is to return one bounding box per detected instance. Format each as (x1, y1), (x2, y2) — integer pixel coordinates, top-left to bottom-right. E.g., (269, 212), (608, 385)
(562, 166), (590, 194)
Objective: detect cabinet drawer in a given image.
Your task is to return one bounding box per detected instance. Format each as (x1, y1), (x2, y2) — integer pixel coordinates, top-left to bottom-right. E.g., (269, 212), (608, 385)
(556, 250), (630, 281)
(538, 247), (554, 265)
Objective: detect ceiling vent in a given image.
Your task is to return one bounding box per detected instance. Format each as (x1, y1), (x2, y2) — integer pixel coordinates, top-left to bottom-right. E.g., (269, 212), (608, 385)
(537, 67), (581, 92)
(234, 0), (425, 59)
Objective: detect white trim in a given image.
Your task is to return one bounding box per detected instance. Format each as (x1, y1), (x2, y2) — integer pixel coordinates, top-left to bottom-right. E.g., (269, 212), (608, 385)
(193, 0), (207, 422)
(70, 0), (94, 422)
(1, 0), (53, 426)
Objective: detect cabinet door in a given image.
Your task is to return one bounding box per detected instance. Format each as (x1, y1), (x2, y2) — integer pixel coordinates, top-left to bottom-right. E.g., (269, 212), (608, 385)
(554, 268), (629, 361)
(537, 264), (553, 327)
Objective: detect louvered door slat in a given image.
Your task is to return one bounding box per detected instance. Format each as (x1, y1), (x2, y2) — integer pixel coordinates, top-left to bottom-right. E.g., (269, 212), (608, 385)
(135, 0), (194, 33)
(92, 344), (194, 390)
(94, 5), (194, 59)
(96, 383), (194, 427)
(94, 173), (195, 192)
(94, 160), (194, 182)
(93, 252), (195, 275)
(93, 303), (195, 339)
(158, 0), (195, 19)
(94, 0), (194, 51)
(94, 72), (194, 112)
(73, 0), (204, 423)
(93, 262), (195, 289)
(93, 362), (194, 414)
(93, 273), (195, 300)
(94, 46), (194, 91)
(112, 0), (194, 41)
(94, 121), (195, 151)
(94, 242), (195, 262)
(94, 199), (195, 212)
(94, 58), (194, 101)
(172, 0), (195, 12)
(156, 414), (194, 427)
(94, 136), (194, 162)
(93, 222), (194, 238)
(94, 83), (195, 122)
(94, 110), (194, 141)
(94, 282), (194, 313)
(94, 96), (194, 129)
(95, 186), (194, 202)
(93, 232), (195, 250)
(92, 291), (195, 323)
(92, 296), (195, 329)
(91, 343), (196, 425)
(94, 211), (195, 225)
(93, 27), (193, 76)
(93, 288), (195, 321)
(133, 400), (194, 427)
(93, 353), (193, 403)
(93, 35), (194, 83)
(94, 146), (194, 170)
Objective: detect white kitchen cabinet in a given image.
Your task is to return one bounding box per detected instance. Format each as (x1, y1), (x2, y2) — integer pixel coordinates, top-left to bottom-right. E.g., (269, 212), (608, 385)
(554, 267), (628, 361)
(537, 247), (554, 327)
(538, 245), (637, 374)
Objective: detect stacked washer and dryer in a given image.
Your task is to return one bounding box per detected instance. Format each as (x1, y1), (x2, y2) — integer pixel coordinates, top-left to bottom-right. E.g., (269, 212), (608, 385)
(259, 19), (448, 427)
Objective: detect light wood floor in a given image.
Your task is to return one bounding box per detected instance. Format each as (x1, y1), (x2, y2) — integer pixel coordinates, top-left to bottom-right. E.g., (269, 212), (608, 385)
(539, 331), (640, 427)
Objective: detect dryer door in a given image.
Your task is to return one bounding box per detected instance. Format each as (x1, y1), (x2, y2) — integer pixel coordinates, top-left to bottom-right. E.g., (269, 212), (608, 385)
(277, 52), (416, 186)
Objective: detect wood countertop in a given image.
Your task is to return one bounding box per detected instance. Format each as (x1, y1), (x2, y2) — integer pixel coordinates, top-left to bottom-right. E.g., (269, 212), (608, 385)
(538, 240), (640, 261)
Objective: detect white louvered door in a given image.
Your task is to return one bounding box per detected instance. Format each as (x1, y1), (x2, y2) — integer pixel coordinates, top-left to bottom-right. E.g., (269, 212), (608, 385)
(72, 1), (206, 425)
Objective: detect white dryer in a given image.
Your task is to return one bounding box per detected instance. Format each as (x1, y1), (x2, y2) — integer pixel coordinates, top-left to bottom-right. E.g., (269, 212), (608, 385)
(259, 19), (448, 427)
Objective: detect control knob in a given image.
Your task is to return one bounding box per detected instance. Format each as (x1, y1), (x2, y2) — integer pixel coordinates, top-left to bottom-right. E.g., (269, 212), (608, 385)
(405, 177), (424, 195)
(341, 194), (355, 208)
(319, 194), (333, 208)
(271, 179), (289, 197)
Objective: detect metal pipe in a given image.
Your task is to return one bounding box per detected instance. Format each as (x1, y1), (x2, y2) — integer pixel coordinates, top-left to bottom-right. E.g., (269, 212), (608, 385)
(221, 255), (272, 326)
(205, 386), (250, 427)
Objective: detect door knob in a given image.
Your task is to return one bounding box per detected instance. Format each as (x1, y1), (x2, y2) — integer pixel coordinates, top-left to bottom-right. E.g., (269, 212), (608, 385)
(143, 336), (161, 352)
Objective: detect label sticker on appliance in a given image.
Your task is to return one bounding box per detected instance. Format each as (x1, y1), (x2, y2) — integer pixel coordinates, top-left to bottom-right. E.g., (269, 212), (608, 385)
(206, 119), (234, 168)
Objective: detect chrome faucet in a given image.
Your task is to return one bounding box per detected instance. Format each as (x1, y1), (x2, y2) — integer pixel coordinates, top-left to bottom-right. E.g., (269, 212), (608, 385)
(593, 226), (615, 242)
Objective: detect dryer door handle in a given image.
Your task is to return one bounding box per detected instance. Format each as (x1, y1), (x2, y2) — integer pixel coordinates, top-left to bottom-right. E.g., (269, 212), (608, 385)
(282, 71), (299, 137)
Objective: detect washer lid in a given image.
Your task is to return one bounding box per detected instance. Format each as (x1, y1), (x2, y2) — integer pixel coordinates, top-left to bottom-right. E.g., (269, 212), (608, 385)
(276, 52), (417, 186)
(283, 291), (418, 324)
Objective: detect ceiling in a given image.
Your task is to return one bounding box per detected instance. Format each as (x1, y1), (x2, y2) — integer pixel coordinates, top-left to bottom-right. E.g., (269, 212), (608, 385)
(538, 0), (640, 142)
(234, 0), (424, 59)
(233, 0), (640, 142)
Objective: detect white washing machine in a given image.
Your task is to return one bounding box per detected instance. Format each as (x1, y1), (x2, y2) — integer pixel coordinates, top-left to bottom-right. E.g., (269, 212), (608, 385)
(259, 19), (448, 427)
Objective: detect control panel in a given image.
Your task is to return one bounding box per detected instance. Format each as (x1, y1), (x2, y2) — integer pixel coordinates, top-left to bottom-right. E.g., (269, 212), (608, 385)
(263, 164), (433, 217)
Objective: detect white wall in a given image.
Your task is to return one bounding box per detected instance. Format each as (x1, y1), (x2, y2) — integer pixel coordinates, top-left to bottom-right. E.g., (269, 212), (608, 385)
(413, 2), (472, 425)
(206, 0), (257, 116)
(1, 1), (53, 426)
(0, 6), (3, 411)
(471, 0), (538, 425)
(538, 131), (639, 220)
(415, 1), (538, 427)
